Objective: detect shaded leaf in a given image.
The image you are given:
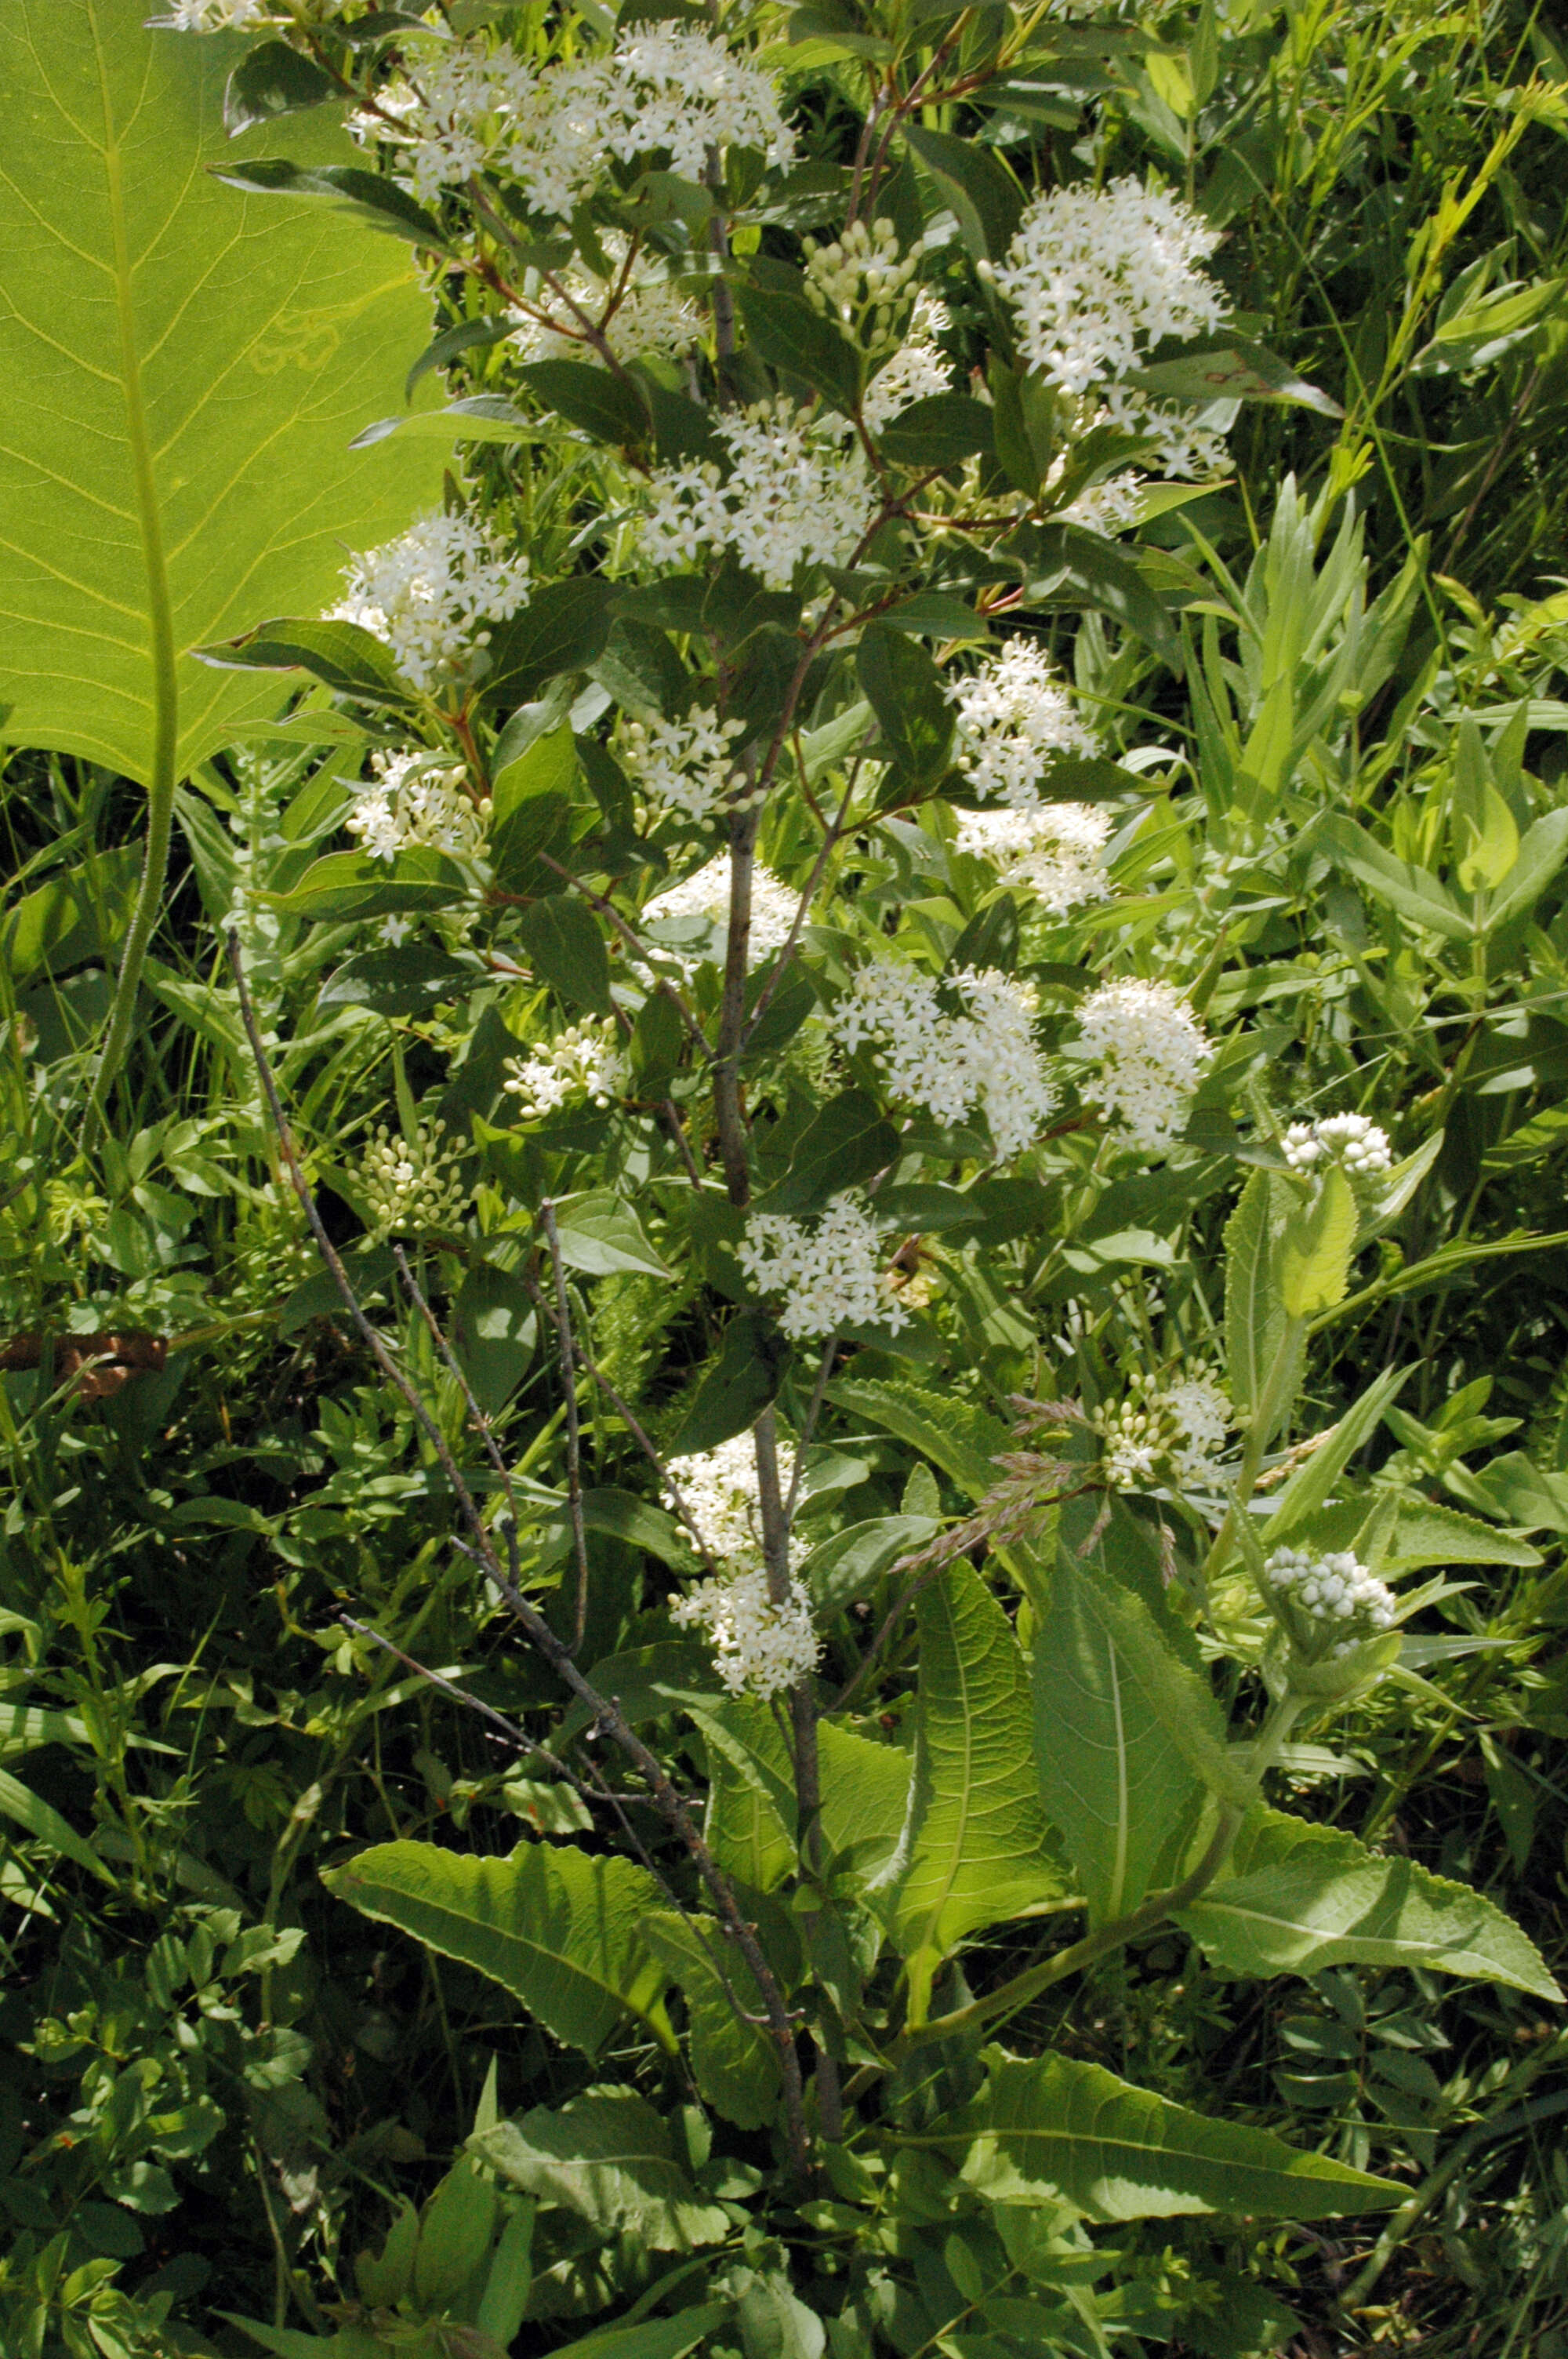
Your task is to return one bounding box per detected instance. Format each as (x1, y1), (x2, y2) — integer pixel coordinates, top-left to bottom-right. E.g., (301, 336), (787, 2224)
(474, 2092), (729, 2250)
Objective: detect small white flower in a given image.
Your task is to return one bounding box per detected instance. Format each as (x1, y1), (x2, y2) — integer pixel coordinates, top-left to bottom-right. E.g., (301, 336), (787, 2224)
(1281, 1112), (1394, 1176)
(639, 856), (799, 968)
(670, 1565), (818, 1698)
(504, 1024), (627, 1120)
(837, 961), (1055, 1158)
(991, 176), (1228, 398)
(946, 639), (1100, 809)
(1096, 1369), (1231, 1492)
(618, 709), (746, 826)
(1265, 1544), (1399, 1659)
(332, 512), (530, 694)
(664, 1433), (797, 1576)
(1076, 977), (1211, 1151)
(156, 0), (272, 25)
(355, 27), (792, 216)
(347, 751), (488, 863)
(953, 801), (1112, 916)
(641, 398), (878, 591)
(736, 1192), (909, 1339)
(1165, 1371), (1234, 1485)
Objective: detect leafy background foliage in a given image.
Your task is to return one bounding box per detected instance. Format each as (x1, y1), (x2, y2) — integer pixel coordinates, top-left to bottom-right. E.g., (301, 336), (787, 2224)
(8, 3), (1568, 2358)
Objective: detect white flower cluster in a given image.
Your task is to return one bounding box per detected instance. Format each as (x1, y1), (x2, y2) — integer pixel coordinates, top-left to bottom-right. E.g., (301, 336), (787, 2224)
(358, 1119), (467, 1241)
(1282, 1112), (1394, 1176)
(618, 709), (746, 826)
(1265, 1545), (1399, 1659)
(1076, 977), (1211, 1151)
(362, 27), (792, 215)
(864, 290), (955, 432)
(990, 177), (1228, 397)
(1164, 1371), (1235, 1485)
(510, 233), (701, 369)
(347, 751), (488, 864)
(332, 512), (530, 694)
(953, 801), (1112, 917)
(736, 1192), (909, 1339)
(1098, 1370), (1233, 1492)
(663, 1433), (796, 1576)
(838, 962), (1055, 1159)
(640, 856), (800, 969)
(947, 639), (1100, 808)
(158, 0), (271, 25)
(641, 399), (878, 591)
(504, 1024), (626, 1120)
(803, 219), (923, 354)
(670, 1567), (818, 1699)
(663, 1435), (816, 1697)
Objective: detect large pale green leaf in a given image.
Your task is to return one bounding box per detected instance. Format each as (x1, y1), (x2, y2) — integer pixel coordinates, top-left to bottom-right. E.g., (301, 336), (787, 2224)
(912, 2052), (1399, 2220)
(1223, 1171), (1296, 1438)
(879, 1562), (1068, 2020)
(818, 1722), (912, 1881)
(321, 1840), (670, 2056)
(1175, 1806), (1562, 1998)
(641, 1910), (782, 2131)
(0, 0), (441, 780)
(695, 1696), (796, 1895)
(1033, 1543), (1203, 1925)
(473, 2092), (730, 2251)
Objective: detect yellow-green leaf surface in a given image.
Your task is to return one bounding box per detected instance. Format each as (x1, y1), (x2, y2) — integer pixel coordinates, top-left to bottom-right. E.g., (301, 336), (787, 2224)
(0, 0), (442, 783)
(641, 1910), (782, 2131)
(322, 1840), (670, 2058)
(914, 2052), (1399, 2221)
(474, 2091), (730, 2251)
(880, 1561), (1068, 2020)
(1033, 1544), (1205, 1925)
(1175, 1806), (1563, 1998)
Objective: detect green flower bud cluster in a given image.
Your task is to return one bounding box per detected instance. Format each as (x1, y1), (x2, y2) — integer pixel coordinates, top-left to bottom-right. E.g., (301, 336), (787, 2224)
(802, 218), (924, 355)
(359, 1119), (467, 1242)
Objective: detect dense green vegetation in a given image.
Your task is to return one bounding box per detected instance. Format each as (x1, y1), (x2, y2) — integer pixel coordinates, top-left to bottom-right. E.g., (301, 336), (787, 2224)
(8, 2), (1568, 2354)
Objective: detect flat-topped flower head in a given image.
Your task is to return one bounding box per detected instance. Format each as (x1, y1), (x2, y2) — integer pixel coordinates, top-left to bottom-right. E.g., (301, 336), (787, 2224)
(504, 1025), (626, 1121)
(991, 177), (1228, 397)
(331, 512), (529, 694)
(347, 751), (488, 864)
(736, 1192), (909, 1340)
(663, 1432), (797, 1576)
(947, 640), (1100, 809)
(953, 801), (1112, 917)
(837, 961), (1055, 1158)
(670, 1565), (818, 1698)
(1282, 1112), (1394, 1177)
(618, 710), (747, 827)
(1265, 1544), (1398, 1660)
(641, 398), (878, 591)
(1076, 976), (1211, 1151)
(358, 27), (791, 215)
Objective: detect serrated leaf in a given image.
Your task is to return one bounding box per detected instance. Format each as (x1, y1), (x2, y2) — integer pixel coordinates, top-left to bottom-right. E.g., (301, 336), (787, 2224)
(1277, 1165), (1358, 1318)
(819, 1722), (912, 1881)
(641, 1911), (782, 2129)
(910, 2051), (1399, 2219)
(880, 1562), (1069, 2021)
(0, 11), (444, 781)
(322, 1839), (669, 2055)
(827, 1378), (1008, 1503)
(474, 2092), (729, 2249)
(697, 1695), (796, 1894)
(1175, 1806), (1562, 1998)
(1033, 1543), (1203, 1925)
(1223, 1170), (1293, 1434)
